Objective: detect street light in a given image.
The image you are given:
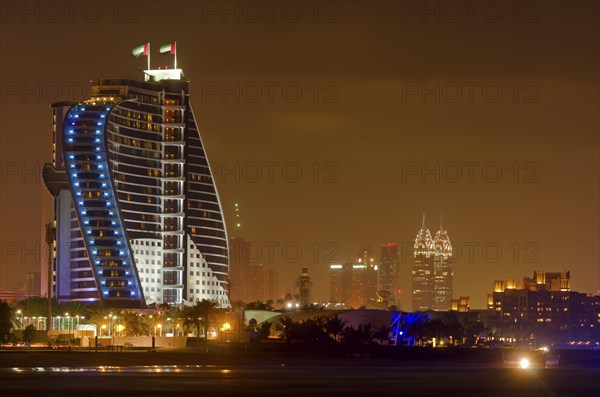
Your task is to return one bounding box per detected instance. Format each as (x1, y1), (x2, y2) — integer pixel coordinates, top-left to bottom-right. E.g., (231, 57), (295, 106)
(16, 309), (23, 328)
(65, 313), (71, 346)
(16, 310), (23, 342)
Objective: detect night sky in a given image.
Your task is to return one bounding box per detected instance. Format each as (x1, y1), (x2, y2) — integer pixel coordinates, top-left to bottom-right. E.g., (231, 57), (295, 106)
(1, 1), (598, 309)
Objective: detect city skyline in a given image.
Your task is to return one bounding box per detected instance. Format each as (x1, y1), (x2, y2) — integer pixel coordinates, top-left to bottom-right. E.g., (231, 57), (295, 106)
(1, 2), (599, 310)
(1, 3), (599, 396)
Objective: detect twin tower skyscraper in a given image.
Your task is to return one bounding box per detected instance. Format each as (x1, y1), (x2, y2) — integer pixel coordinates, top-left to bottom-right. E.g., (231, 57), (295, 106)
(413, 215), (453, 311)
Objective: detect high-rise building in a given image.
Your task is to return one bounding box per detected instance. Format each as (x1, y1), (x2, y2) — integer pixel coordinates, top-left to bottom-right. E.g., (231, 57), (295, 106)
(379, 243), (400, 305)
(248, 264), (265, 302)
(265, 267), (280, 302)
(228, 237), (250, 302)
(433, 216), (453, 310)
(26, 272), (41, 296)
(329, 263), (351, 305)
(412, 215), (435, 311)
(413, 214), (453, 311)
(43, 66), (229, 308)
(329, 261), (377, 308)
(350, 262), (378, 308)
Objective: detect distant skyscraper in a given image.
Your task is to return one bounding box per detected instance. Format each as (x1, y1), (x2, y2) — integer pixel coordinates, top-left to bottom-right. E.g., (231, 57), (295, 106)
(43, 65), (229, 308)
(433, 215), (453, 311)
(413, 214), (453, 311)
(413, 215), (435, 311)
(350, 262), (378, 308)
(329, 261), (377, 308)
(379, 243), (400, 305)
(329, 263), (351, 305)
(26, 272), (41, 296)
(297, 268), (313, 307)
(248, 264), (265, 302)
(265, 267), (280, 302)
(229, 237), (250, 302)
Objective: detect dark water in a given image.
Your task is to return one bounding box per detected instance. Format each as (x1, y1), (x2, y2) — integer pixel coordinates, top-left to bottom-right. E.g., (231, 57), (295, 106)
(1, 364), (599, 397)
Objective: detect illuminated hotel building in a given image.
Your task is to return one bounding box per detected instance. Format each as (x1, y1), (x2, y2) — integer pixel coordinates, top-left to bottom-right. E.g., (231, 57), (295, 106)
(487, 271), (600, 341)
(43, 68), (229, 308)
(413, 215), (453, 311)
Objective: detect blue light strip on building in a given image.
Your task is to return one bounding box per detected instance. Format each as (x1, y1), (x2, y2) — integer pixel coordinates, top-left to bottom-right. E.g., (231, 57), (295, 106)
(63, 102), (144, 306)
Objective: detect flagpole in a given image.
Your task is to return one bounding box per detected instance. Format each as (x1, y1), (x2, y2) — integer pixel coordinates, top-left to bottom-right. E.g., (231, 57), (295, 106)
(147, 42), (151, 70)
(174, 42), (177, 69)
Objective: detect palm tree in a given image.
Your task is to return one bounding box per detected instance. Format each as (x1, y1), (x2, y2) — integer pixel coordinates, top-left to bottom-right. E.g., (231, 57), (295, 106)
(120, 311), (150, 336)
(244, 300), (273, 310)
(400, 312), (429, 345)
(230, 300), (246, 312)
(278, 316), (298, 342)
(182, 299), (219, 338)
(15, 297), (47, 318)
(63, 301), (85, 318)
(373, 324), (390, 345)
(85, 304), (112, 336)
(0, 300), (17, 343)
(326, 314), (346, 342)
(341, 323), (373, 344)
(298, 317), (328, 342)
(258, 321), (272, 340)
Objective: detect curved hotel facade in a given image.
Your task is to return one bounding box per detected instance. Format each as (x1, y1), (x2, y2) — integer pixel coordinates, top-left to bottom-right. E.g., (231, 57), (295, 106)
(44, 69), (229, 308)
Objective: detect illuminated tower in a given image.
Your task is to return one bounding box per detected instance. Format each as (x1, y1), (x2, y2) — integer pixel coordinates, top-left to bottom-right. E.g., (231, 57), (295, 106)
(412, 215), (434, 311)
(43, 66), (229, 308)
(297, 268), (313, 307)
(433, 215), (453, 311)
